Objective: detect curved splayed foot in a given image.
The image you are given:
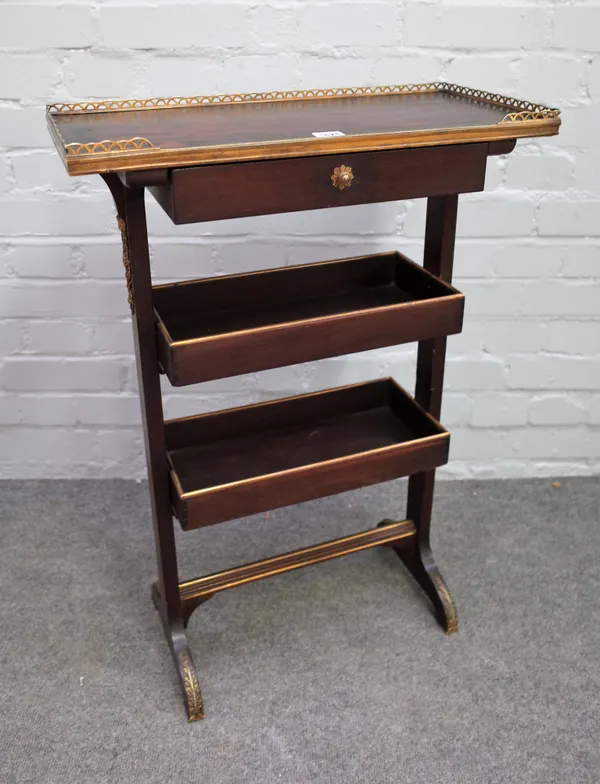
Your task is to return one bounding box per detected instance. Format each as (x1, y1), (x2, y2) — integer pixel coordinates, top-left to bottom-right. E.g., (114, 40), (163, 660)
(386, 537), (458, 634)
(152, 582), (206, 721)
(426, 553), (458, 634)
(177, 647), (204, 722)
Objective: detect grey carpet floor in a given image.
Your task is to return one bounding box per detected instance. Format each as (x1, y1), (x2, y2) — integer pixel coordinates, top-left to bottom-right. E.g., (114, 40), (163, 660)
(0, 477), (599, 784)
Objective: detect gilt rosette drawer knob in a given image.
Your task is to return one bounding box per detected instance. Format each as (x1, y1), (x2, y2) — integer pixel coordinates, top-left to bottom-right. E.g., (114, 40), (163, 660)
(331, 164), (354, 190)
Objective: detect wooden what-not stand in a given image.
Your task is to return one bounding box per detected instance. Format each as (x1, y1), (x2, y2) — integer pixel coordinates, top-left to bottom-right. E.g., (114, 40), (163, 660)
(47, 83), (560, 721)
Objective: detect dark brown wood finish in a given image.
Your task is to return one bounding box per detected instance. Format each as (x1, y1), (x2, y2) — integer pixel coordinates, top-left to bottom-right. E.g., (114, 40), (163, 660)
(47, 84), (559, 174)
(50, 92), (515, 151)
(166, 379), (449, 530)
(102, 176), (204, 721)
(396, 194), (460, 634)
(488, 139), (517, 156)
(150, 144), (487, 223)
(177, 518), (416, 624)
(154, 251), (464, 385)
(53, 79), (560, 721)
(96, 148), (470, 720)
(123, 186), (181, 617)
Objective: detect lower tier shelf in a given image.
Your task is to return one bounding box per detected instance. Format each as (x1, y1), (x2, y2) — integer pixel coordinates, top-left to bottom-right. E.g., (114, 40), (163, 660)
(165, 378), (449, 530)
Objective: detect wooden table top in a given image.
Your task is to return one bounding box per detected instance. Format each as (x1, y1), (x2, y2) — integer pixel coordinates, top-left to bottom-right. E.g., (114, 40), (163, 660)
(47, 82), (560, 176)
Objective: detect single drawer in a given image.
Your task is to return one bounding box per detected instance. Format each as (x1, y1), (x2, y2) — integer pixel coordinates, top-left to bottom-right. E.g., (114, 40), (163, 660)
(165, 378), (450, 530)
(150, 143), (488, 224)
(153, 251), (465, 386)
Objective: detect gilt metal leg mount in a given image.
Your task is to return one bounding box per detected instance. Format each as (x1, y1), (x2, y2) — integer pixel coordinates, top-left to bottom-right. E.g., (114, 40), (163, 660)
(116, 215), (134, 314)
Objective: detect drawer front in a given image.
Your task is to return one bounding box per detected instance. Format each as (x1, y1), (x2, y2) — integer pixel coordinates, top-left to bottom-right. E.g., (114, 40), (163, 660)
(150, 143), (488, 224)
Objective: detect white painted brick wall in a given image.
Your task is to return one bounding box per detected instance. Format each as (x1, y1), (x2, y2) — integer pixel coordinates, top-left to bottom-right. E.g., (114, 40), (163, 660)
(0, 1), (599, 479)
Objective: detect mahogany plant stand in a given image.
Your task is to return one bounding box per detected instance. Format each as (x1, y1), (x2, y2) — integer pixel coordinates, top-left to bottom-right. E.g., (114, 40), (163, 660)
(47, 83), (560, 721)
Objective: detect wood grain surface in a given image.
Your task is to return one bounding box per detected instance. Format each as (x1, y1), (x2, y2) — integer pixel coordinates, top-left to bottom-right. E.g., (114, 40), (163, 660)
(151, 143), (488, 223)
(47, 85), (559, 173)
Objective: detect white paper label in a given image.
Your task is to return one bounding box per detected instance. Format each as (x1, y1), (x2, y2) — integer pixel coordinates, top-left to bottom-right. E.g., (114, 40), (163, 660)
(312, 130), (346, 138)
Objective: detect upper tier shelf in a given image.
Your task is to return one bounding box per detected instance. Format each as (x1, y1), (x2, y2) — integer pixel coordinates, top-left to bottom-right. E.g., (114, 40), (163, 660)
(46, 82), (560, 176)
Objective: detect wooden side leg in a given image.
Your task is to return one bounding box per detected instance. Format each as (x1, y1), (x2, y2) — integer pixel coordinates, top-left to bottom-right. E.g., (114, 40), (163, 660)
(398, 470), (458, 633)
(391, 195), (459, 634)
(102, 174), (204, 720)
